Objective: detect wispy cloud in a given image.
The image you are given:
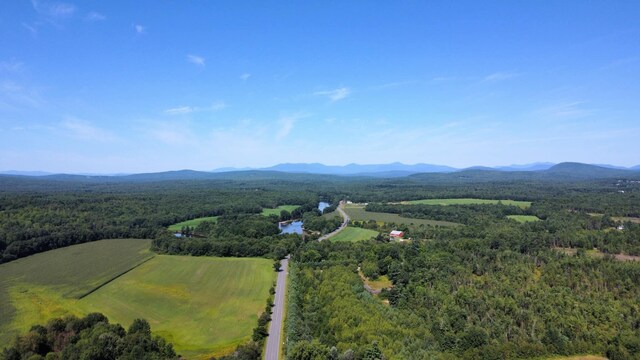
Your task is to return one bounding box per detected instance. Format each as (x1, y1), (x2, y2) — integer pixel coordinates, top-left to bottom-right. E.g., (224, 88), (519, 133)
(538, 101), (594, 119)
(22, 22), (38, 36)
(240, 73), (251, 81)
(164, 106), (194, 115)
(482, 72), (520, 82)
(0, 61), (25, 73)
(142, 120), (194, 146)
(134, 24), (145, 34)
(61, 118), (118, 143)
(210, 100), (226, 111)
(187, 54), (205, 67)
(369, 80), (419, 90)
(32, 0), (76, 18)
(150, 129), (189, 145)
(314, 87), (350, 102)
(0, 81), (42, 110)
(276, 113), (306, 140)
(164, 101), (226, 115)
(84, 11), (106, 22)
(599, 57), (640, 71)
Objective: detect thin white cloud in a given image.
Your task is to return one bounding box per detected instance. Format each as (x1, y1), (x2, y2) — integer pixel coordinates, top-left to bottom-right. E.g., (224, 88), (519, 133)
(210, 101), (226, 111)
(276, 113), (306, 140)
(314, 87), (350, 102)
(85, 11), (106, 22)
(240, 73), (251, 81)
(0, 61), (25, 73)
(32, 0), (76, 18)
(143, 120), (194, 146)
(61, 118), (118, 143)
(538, 101), (594, 119)
(164, 106), (194, 115)
(150, 129), (189, 145)
(482, 72), (520, 82)
(0, 81), (42, 110)
(369, 80), (419, 90)
(599, 57), (640, 71)
(187, 54), (205, 67)
(134, 24), (145, 34)
(163, 101), (226, 115)
(22, 23), (38, 36)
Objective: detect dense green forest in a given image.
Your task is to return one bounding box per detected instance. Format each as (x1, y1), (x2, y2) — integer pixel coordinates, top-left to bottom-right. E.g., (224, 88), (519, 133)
(2, 313), (176, 359)
(2, 170), (640, 359)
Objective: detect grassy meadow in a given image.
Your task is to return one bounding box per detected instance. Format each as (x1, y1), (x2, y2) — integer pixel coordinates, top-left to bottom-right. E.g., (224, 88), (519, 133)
(261, 205), (300, 216)
(0, 240), (275, 359)
(507, 215), (541, 223)
(0, 239), (153, 343)
(168, 216), (219, 231)
(402, 198), (532, 209)
(612, 216), (640, 224)
(344, 204), (460, 227)
(330, 227), (379, 242)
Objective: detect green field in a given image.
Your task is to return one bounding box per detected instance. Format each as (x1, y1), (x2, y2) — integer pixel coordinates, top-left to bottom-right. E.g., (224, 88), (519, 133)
(168, 216), (219, 231)
(0, 239), (153, 343)
(344, 204), (460, 227)
(612, 216), (640, 224)
(402, 198), (532, 209)
(0, 240), (275, 359)
(507, 215), (541, 223)
(330, 227), (379, 242)
(261, 205), (300, 216)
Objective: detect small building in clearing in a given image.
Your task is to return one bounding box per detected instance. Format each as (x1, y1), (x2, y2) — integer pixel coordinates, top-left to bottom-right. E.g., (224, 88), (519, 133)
(390, 230), (404, 239)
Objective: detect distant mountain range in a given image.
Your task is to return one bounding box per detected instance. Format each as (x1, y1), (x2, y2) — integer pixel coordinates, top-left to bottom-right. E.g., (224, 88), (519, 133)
(212, 161), (639, 176)
(1, 162), (639, 180)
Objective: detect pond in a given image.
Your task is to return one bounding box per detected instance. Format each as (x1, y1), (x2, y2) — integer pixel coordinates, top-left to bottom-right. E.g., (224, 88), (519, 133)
(318, 201), (331, 213)
(279, 220), (303, 234)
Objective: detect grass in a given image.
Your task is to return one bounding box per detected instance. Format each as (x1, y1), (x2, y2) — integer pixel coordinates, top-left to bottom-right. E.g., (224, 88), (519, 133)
(168, 216), (218, 231)
(554, 247), (640, 262)
(364, 275), (393, 292)
(401, 198), (531, 209)
(343, 204), (460, 227)
(261, 205), (300, 217)
(321, 209), (340, 219)
(507, 215), (541, 223)
(539, 356), (605, 360)
(0, 240), (275, 359)
(612, 216), (640, 224)
(0, 239), (153, 344)
(330, 227), (379, 242)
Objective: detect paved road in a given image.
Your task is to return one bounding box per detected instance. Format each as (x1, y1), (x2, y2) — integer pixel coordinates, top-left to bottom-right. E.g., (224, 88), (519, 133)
(264, 256), (289, 360)
(318, 205), (350, 241)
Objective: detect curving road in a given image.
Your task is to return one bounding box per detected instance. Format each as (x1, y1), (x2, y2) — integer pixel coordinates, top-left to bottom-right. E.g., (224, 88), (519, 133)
(264, 256), (288, 360)
(318, 203), (350, 241)
(264, 202), (349, 360)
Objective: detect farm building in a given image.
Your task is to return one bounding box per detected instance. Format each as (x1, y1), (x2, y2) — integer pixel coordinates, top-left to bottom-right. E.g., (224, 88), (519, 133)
(390, 230), (404, 238)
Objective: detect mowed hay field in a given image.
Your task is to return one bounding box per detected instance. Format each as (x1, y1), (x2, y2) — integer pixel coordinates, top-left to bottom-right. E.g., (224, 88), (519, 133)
(331, 227), (379, 242)
(168, 216), (219, 231)
(0, 240), (275, 359)
(0, 239), (153, 343)
(79, 256), (275, 358)
(344, 204), (460, 227)
(507, 215), (541, 223)
(261, 204), (300, 216)
(402, 198), (532, 209)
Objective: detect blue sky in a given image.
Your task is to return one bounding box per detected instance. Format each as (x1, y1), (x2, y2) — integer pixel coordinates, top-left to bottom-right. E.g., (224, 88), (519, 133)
(1, 1), (639, 173)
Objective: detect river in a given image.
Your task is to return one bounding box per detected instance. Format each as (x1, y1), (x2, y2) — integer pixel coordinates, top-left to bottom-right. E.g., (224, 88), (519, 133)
(278, 202), (331, 234)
